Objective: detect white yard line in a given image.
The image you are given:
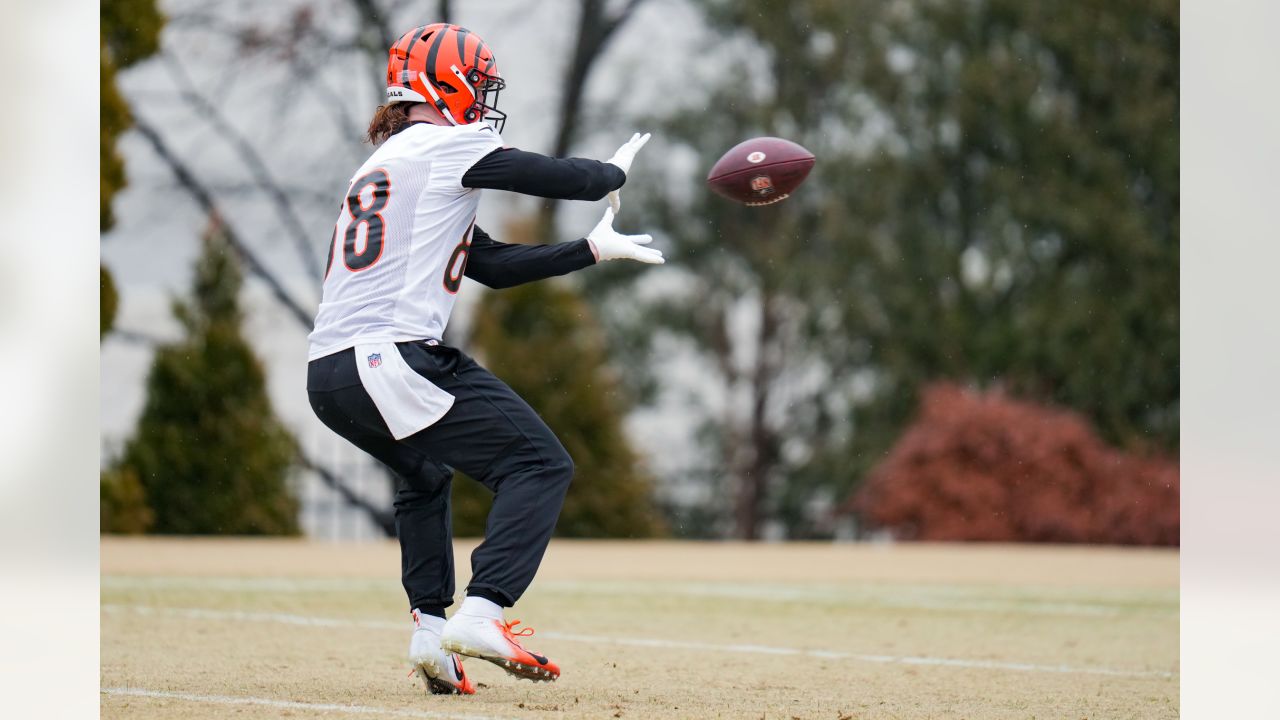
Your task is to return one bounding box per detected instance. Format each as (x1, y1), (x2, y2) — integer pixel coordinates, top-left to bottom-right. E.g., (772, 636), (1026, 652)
(101, 687), (517, 720)
(102, 576), (398, 593)
(102, 576), (1176, 617)
(538, 580), (1167, 617)
(101, 604), (1177, 679)
(107, 603), (405, 629)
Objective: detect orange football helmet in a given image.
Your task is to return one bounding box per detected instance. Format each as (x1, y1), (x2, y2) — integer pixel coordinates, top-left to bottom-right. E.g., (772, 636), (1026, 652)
(385, 24), (506, 132)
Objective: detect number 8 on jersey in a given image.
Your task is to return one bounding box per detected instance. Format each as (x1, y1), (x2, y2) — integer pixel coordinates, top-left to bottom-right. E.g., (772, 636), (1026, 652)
(310, 122), (504, 356)
(343, 169), (392, 272)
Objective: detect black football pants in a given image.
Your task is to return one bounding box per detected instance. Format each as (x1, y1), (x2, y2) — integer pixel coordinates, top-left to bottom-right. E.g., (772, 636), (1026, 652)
(307, 342), (574, 610)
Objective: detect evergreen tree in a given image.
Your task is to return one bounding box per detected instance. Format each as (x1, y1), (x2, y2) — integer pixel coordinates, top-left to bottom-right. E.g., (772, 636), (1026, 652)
(593, 0), (1178, 536)
(100, 264), (118, 339)
(100, 466), (153, 534)
(452, 230), (662, 538)
(111, 220), (299, 535)
(100, 0), (164, 335)
(100, 3), (164, 522)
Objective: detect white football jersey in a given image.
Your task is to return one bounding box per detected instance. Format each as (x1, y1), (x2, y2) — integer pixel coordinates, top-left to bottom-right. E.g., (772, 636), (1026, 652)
(308, 122), (504, 360)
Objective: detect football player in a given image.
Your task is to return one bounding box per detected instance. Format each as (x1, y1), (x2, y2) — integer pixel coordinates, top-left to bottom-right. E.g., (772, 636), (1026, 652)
(306, 23), (660, 695)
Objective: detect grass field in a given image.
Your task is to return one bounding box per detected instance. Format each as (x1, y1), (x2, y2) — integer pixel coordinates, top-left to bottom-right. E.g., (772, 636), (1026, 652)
(101, 538), (1178, 719)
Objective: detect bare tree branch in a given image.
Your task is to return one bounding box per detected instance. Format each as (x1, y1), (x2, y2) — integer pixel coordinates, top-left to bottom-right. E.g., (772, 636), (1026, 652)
(132, 113), (403, 537)
(164, 9), (363, 53)
(166, 6), (370, 154)
(164, 55), (324, 278)
(132, 114), (316, 330)
(535, 0), (652, 241)
(297, 451), (397, 536)
(204, 183), (337, 205)
(109, 327), (166, 346)
(314, 0), (403, 107)
(551, 0), (651, 158)
(349, 0), (397, 108)
(290, 51), (366, 147)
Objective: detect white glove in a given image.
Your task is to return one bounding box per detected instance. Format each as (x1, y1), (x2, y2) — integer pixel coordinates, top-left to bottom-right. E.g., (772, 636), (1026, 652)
(587, 208), (664, 264)
(604, 131), (651, 214)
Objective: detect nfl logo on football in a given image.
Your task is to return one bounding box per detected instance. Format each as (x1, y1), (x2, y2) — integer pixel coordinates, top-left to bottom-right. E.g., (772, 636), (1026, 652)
(367, 353), (382, 368)
(750, 175), (775, 196)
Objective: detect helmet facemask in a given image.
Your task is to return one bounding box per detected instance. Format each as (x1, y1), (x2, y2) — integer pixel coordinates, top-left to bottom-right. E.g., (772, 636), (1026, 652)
(476, 75), (506, 133)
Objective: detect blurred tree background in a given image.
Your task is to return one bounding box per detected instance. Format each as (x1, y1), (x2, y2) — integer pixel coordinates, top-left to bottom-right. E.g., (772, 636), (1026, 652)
(100, 0), (1179, 543)
(100, 0), (165, 337)
(100, 0), (164, 528)
(101, 0), (303, 534)
(101, 0), (666, 539)
(103, 221), (299, 534)
(852, 383), (1178, 545)
(590, 0), (1179, 538)
(449, 0), (663, 538)
(451, 222), (663, 538)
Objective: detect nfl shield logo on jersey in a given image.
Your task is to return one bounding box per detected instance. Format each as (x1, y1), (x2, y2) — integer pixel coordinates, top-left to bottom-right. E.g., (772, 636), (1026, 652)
(367, 353), (382, 368)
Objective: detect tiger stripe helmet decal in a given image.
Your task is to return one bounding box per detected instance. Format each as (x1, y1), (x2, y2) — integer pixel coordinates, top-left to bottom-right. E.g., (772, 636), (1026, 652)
(385, 24), (506, 131)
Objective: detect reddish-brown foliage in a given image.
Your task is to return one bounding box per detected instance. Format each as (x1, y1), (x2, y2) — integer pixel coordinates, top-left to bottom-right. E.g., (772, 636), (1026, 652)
(851, 384), (1178, 546)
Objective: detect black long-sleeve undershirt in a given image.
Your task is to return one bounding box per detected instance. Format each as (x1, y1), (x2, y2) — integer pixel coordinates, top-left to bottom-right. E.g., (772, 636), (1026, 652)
(461, 147), (625, 200)
(455, 144), (618, 287)
(463, 226), (596, 289)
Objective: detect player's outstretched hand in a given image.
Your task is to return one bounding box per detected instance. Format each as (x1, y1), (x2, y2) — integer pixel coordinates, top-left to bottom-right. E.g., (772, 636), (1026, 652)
(587, 208), (664, 265)
(605, 132), (651, 214)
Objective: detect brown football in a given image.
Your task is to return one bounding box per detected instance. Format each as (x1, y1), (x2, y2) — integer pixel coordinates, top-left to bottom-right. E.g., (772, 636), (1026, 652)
(706, 137), (815, 206)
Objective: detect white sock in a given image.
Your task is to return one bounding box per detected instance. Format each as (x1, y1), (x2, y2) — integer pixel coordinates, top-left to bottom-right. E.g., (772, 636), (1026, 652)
(457, 595), (504, 620)
(412, 609), (446, 633)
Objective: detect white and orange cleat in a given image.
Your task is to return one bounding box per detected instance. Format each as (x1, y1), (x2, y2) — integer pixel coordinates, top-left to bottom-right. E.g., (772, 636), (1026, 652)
(440, 598), (560, 682)
(409, 609), (475, 695)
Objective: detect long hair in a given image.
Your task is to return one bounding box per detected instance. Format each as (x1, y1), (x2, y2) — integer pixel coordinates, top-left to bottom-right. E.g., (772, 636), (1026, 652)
(365, 103), (417, 144)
